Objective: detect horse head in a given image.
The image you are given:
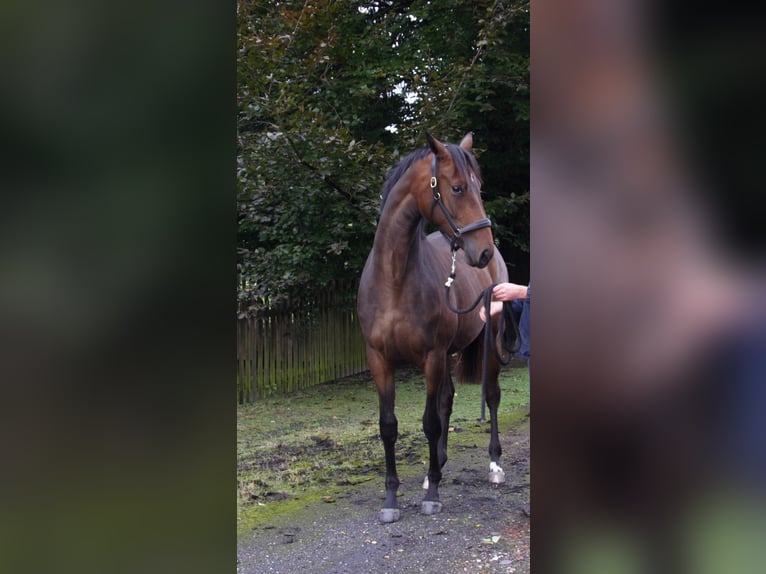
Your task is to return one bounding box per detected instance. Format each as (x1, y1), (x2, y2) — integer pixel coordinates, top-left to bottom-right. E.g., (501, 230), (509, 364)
(421, 132), (495, 268)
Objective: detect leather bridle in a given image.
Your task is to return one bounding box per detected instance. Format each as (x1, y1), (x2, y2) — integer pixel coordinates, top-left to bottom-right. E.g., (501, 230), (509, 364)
(429, 153), (492, 252)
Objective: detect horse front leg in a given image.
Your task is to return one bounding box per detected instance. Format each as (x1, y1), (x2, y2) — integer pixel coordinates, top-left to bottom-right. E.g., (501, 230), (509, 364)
(422, 363), (455, 492)
(368, 348), (400, 523)
(421, 352), (452, 515)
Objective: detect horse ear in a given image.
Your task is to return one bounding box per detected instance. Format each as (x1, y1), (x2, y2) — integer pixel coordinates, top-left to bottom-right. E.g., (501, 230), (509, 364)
(459, 132), (473, 150)
(425, 132), (449, 159)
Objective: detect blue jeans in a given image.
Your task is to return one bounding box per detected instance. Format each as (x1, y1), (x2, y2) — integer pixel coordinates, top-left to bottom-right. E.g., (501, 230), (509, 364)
(721, 311), (766, 482)
(510, 295), (530, 363)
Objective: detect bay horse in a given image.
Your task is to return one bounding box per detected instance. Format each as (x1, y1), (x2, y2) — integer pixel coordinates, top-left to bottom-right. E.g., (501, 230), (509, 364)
(357, 132), (509, 523)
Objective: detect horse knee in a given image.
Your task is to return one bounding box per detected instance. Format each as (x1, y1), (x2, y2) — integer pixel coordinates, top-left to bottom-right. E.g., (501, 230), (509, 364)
(379, 414), (398, 443)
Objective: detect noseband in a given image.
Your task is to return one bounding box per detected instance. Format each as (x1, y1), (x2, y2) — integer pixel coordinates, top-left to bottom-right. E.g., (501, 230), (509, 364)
(429, 154), (492, 252)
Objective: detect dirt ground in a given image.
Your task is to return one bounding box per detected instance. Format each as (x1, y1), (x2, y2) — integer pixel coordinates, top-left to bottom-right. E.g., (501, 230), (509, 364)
(237, 411), (529, 574)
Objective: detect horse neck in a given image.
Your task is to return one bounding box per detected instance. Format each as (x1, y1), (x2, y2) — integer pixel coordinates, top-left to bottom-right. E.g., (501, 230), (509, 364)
(373, 176), (428, 283)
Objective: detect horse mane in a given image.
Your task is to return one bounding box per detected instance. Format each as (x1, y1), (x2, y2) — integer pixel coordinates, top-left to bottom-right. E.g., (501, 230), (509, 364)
(379, 147), (430, 213)
(378, 142), (483, 214)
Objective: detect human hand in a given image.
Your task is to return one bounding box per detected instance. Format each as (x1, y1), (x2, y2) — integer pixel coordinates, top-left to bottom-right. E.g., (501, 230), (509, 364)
(479, 301), (505, 323)
(492, 282), (528, 302)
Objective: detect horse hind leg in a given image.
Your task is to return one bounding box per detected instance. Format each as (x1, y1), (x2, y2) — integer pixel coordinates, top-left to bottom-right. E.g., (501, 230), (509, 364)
(484, 353), (506, 484)
(458, 329), (506, 484)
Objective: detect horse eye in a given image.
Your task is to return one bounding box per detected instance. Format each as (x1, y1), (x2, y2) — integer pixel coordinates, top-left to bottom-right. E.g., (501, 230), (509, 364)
(451, 185), (464, 195)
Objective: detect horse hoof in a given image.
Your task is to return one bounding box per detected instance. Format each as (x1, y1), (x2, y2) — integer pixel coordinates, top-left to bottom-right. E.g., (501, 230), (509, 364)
(379, 508), (400, 523)
(421, 500), (442, 515)
(489, 469), (506, 484)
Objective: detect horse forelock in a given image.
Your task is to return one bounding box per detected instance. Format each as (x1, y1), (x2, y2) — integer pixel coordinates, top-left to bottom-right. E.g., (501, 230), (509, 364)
(444, 143), (483, 188)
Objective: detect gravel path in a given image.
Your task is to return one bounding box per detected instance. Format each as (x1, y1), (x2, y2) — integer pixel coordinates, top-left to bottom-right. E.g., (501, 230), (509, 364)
(237, 418), (529, 573)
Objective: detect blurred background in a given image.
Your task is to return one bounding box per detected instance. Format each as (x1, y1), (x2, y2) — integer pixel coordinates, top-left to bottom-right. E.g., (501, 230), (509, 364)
(532, 1), (766, 573)
(0, 1), (234, 573)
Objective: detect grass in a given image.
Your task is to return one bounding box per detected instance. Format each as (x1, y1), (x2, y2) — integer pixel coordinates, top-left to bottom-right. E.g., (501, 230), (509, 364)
(237, 364), (529, 534)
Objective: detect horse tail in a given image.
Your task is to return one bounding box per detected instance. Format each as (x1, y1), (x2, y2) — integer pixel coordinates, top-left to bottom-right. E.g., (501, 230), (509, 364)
(455, 332), (485, 384)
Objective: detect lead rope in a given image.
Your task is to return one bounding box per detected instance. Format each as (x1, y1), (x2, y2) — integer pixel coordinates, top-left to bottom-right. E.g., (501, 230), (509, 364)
(444, 250), (520, 422)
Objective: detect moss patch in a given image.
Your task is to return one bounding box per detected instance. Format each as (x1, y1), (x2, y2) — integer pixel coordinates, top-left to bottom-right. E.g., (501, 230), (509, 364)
(237, 364), (529, 537)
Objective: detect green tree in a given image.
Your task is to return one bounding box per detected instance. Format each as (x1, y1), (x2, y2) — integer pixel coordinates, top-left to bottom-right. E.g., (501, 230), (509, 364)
(237, 0), (529, 315)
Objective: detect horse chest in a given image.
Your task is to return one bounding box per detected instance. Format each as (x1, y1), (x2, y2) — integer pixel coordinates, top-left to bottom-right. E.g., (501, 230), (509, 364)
(368, 304), (455, 359)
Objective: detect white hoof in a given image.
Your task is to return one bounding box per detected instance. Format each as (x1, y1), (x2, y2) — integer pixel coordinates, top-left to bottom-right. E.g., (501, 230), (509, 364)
(422, 475), (429, 490)
(489, 462), (505, 484)
(421, 500), (442, 515)
(379, 508), (400, 523)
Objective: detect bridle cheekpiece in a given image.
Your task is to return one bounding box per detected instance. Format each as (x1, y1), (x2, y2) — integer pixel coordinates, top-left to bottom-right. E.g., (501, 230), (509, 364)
(429, 153), (492, 254)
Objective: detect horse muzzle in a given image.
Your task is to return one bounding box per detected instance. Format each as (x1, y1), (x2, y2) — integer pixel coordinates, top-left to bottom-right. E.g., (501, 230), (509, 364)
(461, 233), (495, 268)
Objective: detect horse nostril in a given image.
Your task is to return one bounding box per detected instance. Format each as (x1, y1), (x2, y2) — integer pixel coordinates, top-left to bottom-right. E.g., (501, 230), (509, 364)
(478, 248), (493, 268)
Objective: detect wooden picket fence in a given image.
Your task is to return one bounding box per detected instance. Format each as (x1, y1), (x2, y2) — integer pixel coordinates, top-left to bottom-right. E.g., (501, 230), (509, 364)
(236, 284), (368, 402)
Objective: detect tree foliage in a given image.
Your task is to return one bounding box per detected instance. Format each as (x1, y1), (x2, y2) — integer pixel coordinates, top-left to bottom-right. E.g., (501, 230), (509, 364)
(237, 0), (529, 315)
